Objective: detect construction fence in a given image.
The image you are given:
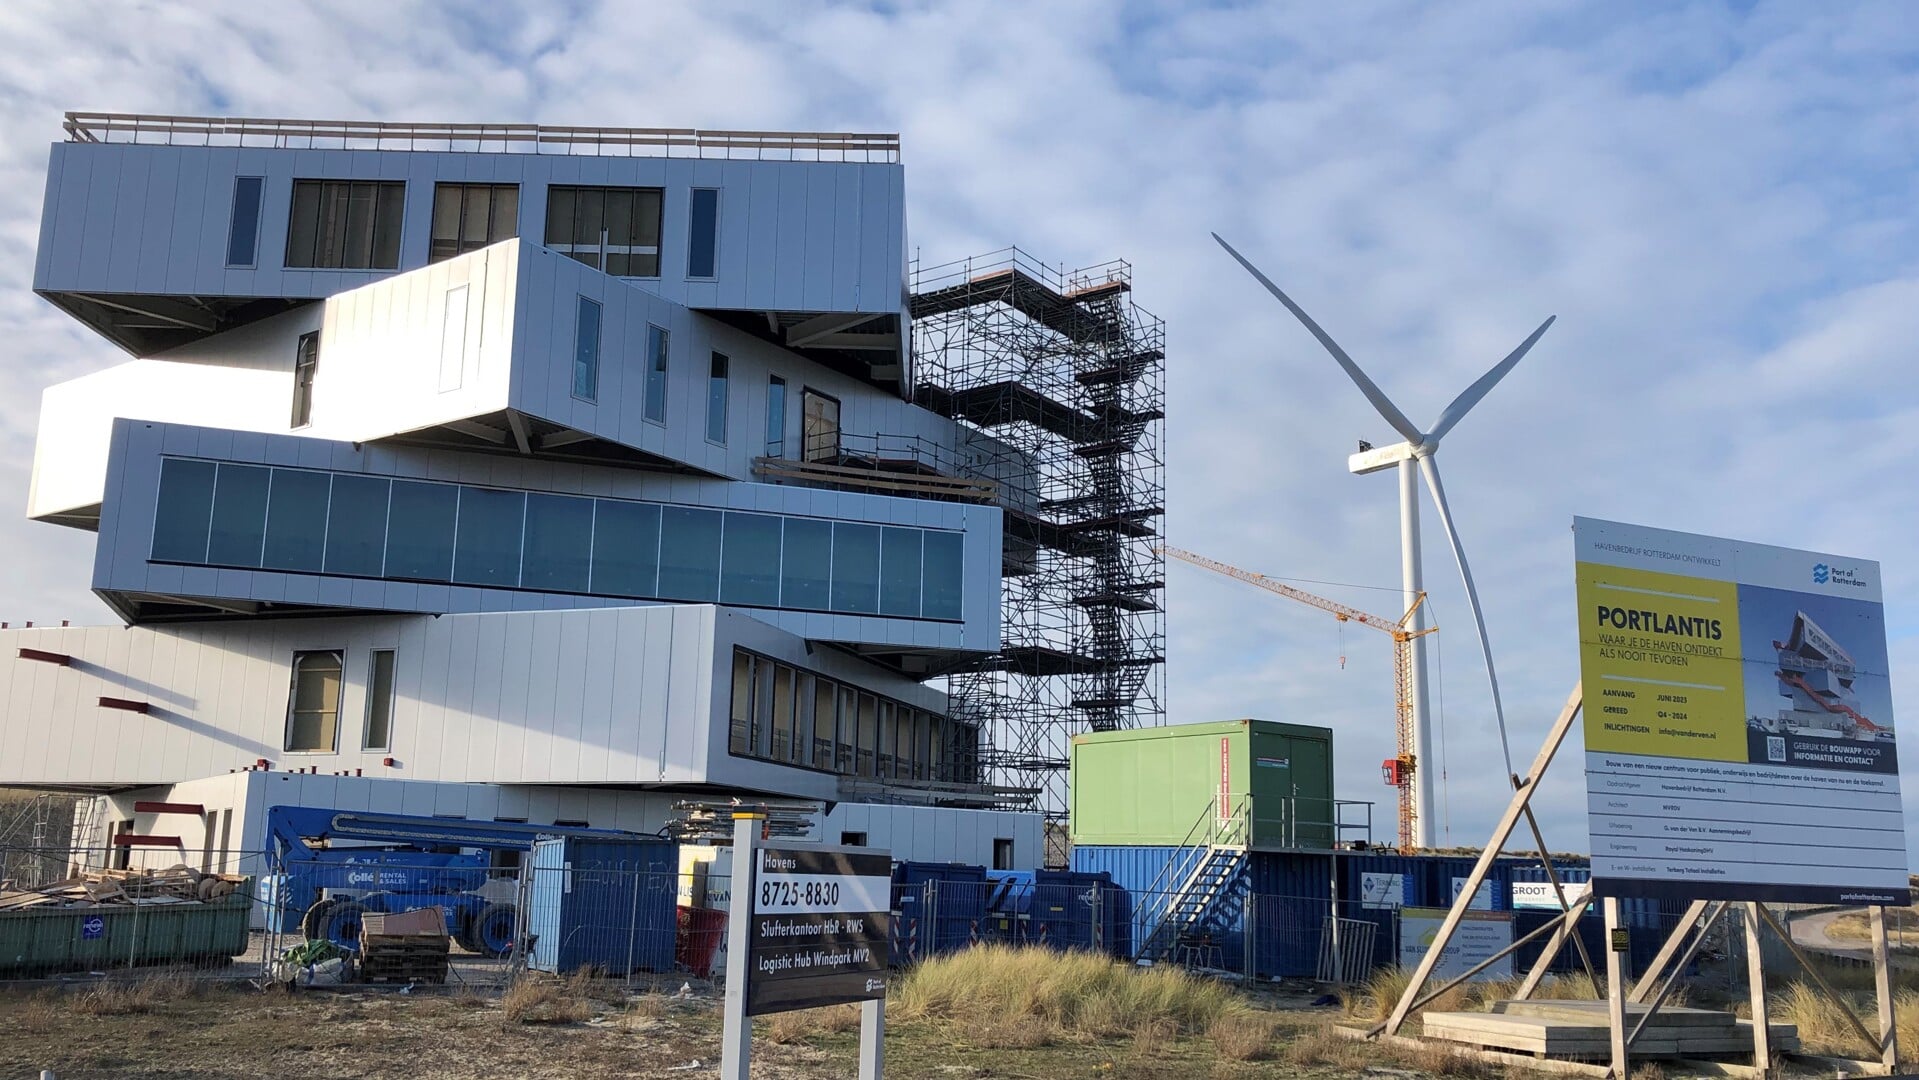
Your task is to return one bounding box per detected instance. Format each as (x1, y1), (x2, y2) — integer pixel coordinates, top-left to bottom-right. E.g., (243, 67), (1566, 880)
(4, 846), (1709, 992)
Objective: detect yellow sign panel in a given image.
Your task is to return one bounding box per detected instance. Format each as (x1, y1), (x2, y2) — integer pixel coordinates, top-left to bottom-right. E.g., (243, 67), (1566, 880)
(1575, 562), (1743, 761)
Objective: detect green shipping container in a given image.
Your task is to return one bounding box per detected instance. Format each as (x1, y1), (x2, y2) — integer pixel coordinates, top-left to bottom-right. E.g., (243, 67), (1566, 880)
(0, 881), (253, 977)
(1069, 720), (1337, 850)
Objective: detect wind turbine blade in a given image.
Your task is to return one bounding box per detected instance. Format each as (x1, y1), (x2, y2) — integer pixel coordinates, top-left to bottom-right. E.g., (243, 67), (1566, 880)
(1427, 315), (1556, 443)
(1211, 232), (1423, 444)
(1416, 454), (1517, 777)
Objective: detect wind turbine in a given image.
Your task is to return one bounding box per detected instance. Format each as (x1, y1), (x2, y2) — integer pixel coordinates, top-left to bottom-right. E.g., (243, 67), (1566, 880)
(1212, 232), (1554, 848)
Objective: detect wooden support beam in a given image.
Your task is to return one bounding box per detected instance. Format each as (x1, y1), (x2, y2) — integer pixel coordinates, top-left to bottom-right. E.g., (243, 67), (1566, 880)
(1630, 898), (1713, 1003)
(1388, 889), (1592, 1021)
(98, 696), (149, 713)
(1379, 682), (1583, 1038)
(1628, 901), (1727, 1051)
(1516, 894), (1593, 999)
(1743, 903), (1775, 1078)
(1520, 800), (1600, 989)
(1752, 902), (1881, 1059)
(17, 647), (73, 666)
(1605, 897), (1629, 1079)
(1873, 906), (1898, 1071)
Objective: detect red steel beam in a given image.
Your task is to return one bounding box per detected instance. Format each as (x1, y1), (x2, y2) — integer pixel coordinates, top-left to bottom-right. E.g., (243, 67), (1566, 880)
(98, 696), (149, 713)
(133, 802), (205, 816)
(110, 834), (184, 847)
(17, 647), (72, 666)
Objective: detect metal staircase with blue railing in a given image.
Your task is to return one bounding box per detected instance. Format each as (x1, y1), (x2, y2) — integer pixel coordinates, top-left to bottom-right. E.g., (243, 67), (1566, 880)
(1134, 794), (1251, 965)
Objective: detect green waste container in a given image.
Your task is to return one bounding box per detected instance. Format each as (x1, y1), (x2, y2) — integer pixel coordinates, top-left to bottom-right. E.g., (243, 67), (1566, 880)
(0, 879), (253, 976)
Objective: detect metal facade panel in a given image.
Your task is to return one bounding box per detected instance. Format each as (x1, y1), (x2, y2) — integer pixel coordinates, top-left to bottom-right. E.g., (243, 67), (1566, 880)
(35, 142), (904, 323)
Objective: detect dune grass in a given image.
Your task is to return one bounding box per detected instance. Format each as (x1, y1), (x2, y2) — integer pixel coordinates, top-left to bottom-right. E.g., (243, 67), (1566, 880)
(889, 943), (1253, 1049)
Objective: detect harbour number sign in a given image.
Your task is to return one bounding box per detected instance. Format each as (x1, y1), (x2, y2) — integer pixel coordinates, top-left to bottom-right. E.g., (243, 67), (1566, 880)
(746, 847), (891, 1015)
(1574, 517), (1907, 904)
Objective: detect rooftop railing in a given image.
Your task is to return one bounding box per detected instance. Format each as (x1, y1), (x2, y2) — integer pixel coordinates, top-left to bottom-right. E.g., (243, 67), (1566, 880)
(62, 111), (901, 162)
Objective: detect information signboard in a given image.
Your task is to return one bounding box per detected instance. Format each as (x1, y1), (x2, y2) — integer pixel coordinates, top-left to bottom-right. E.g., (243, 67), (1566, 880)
(745, 847), (891, 1016)
(1398, 906), (1514, 981)
(1574, 517), (1908, 904)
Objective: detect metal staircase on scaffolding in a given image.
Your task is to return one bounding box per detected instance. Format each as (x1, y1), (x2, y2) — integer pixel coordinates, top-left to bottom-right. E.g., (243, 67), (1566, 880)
(1136, 794), (1251, 966)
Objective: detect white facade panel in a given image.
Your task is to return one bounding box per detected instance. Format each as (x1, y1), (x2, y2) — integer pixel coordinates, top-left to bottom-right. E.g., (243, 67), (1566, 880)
(36, 142), (905, 323)
(0, 604), (958, 799)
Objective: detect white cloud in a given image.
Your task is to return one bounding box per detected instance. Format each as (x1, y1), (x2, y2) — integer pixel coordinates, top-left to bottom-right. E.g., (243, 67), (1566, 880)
(1, 0), (1917, 861)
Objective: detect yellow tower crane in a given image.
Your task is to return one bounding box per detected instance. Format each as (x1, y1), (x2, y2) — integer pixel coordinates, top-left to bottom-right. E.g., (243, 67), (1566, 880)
(1160, 545), (1437, 853)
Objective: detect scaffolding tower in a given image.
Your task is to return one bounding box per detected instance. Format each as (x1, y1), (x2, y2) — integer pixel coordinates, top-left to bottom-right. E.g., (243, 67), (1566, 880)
(910, 248), (1167, 820)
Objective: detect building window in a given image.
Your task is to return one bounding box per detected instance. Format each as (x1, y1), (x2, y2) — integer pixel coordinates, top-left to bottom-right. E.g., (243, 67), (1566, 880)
(286, 650), (344, 753)
(725, 648), (968, 780)
(363, 649), (396, 751)
(546, 185), (662, 276)
(993, 839), (1015, 871)
(840, 832), (867, 848)
(765, 376), (787, 458)
(291, 332), (319, 428)
(643, 324), (670, 424)
(687, 188), (719, 279)
(573, 296), (601, 401)
(286, 180), (405, 270)
(430, 183), (518, 263)
(150, 458), (967, 621)
(438, 285), (469, 393)
(226, 176), (263, 268)
(707, 352), (729, 444)
(802, 390), (840, 462)
(151, 458), (216, 564)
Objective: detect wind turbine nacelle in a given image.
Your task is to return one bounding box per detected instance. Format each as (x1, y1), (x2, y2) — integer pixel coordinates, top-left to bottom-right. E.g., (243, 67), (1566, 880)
(1349, 440), (1417, 475)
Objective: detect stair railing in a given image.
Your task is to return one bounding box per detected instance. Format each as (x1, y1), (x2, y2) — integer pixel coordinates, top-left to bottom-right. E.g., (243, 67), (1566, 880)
(1133, 793), (1250, 959)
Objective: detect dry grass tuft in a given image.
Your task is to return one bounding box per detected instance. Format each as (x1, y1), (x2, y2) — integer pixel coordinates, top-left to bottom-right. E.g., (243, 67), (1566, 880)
(500, 972), (598, 1024)
(70, 973), (199, 1016)
(1207, 1011), (1278, 1061)
(1281, 1026), (1373, 1070)
(622, 993), (669, 1023)
(764, 1003), (860, 1043)
(891, 943), (1248, 1045)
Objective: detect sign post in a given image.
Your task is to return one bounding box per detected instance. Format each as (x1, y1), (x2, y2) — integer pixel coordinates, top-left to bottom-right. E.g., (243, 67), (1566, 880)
(720, 812), (891, 1080)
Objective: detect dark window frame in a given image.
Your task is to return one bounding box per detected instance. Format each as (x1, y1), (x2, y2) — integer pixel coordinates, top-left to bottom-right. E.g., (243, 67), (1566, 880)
(291, 332), (319, 428)
(362, 649), (397, 751)
(802, 388), (841, 462)
(545, 184), (664, 277)
(643, 324), (670, 425)
(706, 352), (729, 445)
(572, 295), (601, 402)
(687, 187), (720, 279)
(723, 646), (972, 780)
(284, 180), (406, 270)
(226, 176), (264, 268)
(429, 182), (519, 263)
(285, 649), (345, 754)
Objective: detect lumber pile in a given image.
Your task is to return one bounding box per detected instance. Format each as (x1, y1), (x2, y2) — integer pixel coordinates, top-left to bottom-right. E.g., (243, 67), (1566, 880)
(0, 864), (245, 912)
(1423, 999), (1801, 1060)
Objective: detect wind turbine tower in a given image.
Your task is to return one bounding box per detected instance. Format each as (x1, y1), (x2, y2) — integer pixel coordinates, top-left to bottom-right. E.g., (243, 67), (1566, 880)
(1212, 233), (1554, 848)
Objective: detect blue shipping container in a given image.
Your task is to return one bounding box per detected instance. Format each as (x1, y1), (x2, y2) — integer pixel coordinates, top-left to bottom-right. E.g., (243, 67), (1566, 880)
(527, 835), (679, 976)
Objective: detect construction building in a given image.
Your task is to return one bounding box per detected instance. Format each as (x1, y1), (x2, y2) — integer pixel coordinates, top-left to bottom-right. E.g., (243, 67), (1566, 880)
(0, 113), (1164, 868)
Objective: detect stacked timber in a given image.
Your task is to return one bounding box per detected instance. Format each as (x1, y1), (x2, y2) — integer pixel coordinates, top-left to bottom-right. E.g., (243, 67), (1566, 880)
(0, 865), (244, 911)
(1422, 999), (1800, 1060)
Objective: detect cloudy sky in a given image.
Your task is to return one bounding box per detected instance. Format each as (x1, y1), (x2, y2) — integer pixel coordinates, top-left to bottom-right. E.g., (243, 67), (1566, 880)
(1, 1), (1916, 859)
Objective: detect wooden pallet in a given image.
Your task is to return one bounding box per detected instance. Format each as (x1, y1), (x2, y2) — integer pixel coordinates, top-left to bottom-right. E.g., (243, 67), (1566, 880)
(360, 933), (450, 984)
(1423, 1001), (1800, 1061)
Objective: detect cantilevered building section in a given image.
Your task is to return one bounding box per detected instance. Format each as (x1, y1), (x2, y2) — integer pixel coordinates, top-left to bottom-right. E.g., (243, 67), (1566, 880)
(911, 250), (1168, 816)
(0, 112), (1087, 868)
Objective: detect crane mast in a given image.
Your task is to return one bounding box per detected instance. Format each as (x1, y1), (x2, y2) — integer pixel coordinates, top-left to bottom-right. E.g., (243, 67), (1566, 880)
(1159, 545), (1436, 852)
